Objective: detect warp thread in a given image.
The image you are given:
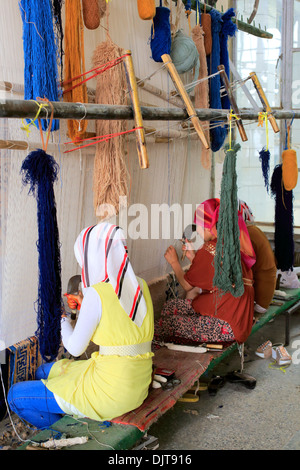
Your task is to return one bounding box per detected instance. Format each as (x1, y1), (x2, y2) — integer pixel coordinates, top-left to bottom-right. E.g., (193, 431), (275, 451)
(213, 142), (244, 297)
(20, 150), (63, 362)
(19, 0), (60, 131)
(220, 8), (238, 110)
(150, 2), (171, 62)
(270, 164), (294, 272)
(207, 8), (226, 152)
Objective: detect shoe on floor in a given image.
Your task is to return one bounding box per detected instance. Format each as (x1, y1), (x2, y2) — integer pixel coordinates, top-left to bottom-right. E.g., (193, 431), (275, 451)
(255, 340), (272, 359)
(272, 345), (292, 366)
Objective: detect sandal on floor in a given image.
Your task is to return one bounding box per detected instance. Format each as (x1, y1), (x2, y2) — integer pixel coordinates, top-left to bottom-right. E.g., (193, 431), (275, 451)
(225, 371), (256, 390)
(178, 393), (199, 403)
(207, 375), (226, 396)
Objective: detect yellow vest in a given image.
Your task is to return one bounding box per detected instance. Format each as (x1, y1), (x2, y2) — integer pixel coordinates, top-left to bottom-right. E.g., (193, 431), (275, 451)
(45, 279), (154, 421)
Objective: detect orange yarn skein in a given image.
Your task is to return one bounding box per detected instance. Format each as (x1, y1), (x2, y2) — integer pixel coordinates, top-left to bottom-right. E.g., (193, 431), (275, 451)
(282, 149), (298, 191)
(137, 0), (156, 20)
(82, 0), (100, 30)
(63, 0), (88, 141)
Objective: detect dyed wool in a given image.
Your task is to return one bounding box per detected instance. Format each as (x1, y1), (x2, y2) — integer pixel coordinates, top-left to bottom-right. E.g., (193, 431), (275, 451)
(270, 164), (294, 271)
(192, 24), (211, 169)
(150, 3), (171, 62)
(207, 8), (226, 152)
(21, 149), (63, 362)
(92, 39), (129, 218)
(220, 8), (238, 110)
(19, 0), (60, 131)
(213, 143), (244, 297)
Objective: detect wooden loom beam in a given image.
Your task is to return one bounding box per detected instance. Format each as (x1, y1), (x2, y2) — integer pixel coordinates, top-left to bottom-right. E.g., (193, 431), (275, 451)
(178, 0), (273, 39)
(218, 65), (248, 142)
(1, 99), (300, 122)
(123, 51), (149, 169)
(249, 72), (280, 133)
(161, 54), (210, 149)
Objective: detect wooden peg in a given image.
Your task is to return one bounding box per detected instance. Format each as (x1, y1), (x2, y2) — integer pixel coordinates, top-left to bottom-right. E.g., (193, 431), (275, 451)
(218, 65), (248, 142)
(123, 51), (149, 169)
(0, 139), (28, 150)
(161, 54), (210, 149)
(249, 72), (280, 133)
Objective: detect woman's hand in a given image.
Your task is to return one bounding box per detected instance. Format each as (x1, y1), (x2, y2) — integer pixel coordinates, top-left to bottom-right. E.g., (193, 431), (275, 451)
(64, 291), (83, 311)
(164, 246), (179, 267)
(182, 240), (196, 262)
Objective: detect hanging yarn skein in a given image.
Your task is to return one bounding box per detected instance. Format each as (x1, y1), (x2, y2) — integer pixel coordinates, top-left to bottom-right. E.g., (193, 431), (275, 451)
(82, 0), (100, 30)
(150, 1), (171, 62)
(207, 8), (226, 152)
(192, 23), (211, 169)
(19, 0), (60, 132)
(20, 149), (63, 362)
(213, 142), (244, 297)
(137, 0), (156, 20)
(282, 119), (298, 191)
(271, 165), (294, 272)
(220, 8), (238, 111)
(63, 0), (88, 141)
(258, 112), (271, 192)
(52, 0), (64, 83)
(170, 29), (200, 94)
(92, 36), (129, 218)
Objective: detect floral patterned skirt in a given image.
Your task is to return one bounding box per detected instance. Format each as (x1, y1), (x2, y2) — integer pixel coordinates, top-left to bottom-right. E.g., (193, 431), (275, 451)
(154, 298), (235, 345)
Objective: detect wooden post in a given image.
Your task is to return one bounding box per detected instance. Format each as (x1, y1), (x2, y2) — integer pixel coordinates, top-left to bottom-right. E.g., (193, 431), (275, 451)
(218, 65), (248, 142)
(249, 72), (280, 133)
(123, 51), (149, 169)
(161, 54), (210, 149)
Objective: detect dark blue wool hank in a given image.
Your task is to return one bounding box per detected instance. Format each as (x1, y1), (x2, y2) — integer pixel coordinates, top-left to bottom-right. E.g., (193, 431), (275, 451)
(220, 8), (238, 110)
(259, 147), (270, 193)
(21, 149), (63, 362)
(150, 3), (171, 62)
(207, 8), (226, 152)
(270, 164), (294, 271)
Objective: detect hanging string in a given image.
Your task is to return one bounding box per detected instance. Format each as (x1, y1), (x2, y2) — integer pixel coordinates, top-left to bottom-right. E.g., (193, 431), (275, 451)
(63, 127), (143, 153)
(62, 53), (130, 94)
(258, 112), (269, 150)
(228, 109), (240, 150)
(20, 101), (49, 137)
(284, 112), (295, 150)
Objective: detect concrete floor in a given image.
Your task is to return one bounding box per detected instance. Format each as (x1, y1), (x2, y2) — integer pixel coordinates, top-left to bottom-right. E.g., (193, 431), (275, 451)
(149, 310), (300, 450)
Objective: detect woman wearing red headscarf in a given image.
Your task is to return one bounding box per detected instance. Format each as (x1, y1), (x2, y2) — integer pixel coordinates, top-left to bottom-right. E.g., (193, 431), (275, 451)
(155, 198), (256, 345)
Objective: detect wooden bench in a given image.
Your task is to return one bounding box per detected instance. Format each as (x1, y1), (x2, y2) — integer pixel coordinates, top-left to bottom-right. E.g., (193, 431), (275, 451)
(19, 287), (300, 451)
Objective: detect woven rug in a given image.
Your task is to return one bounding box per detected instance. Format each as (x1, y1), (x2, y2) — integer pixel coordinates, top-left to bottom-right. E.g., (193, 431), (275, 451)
(7, 336), (41, 388)
(111, 346), (214, 432)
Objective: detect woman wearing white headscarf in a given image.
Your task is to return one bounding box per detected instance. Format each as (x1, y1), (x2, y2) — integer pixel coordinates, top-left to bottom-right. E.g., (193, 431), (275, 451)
(8, 223), (154, 427)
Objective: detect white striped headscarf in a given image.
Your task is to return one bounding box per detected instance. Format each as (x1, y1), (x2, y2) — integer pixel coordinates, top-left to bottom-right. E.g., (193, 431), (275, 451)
(74, 222), (147, 327)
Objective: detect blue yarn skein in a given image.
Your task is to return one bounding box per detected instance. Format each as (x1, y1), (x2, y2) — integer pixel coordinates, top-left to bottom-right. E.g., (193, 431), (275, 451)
(150, 5), (171, 62)
(207, 8), (226, 152)
(21, 149), (63, 362)
(220, 8), (238, 110)
(170, 30), (200, 94)
(19, 0), (60, 132)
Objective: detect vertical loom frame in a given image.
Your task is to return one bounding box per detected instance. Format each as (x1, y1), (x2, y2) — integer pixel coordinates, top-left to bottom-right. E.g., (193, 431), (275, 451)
(123, 51), (149, 169)
(161, 54), (210, 149)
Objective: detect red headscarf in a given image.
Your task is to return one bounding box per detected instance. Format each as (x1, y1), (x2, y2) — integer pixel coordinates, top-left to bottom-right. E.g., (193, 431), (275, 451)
(194, 198), (256, 270)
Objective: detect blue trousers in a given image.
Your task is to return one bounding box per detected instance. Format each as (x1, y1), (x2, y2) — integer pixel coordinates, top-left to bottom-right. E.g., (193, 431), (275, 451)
(7, 362), (65, 429)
